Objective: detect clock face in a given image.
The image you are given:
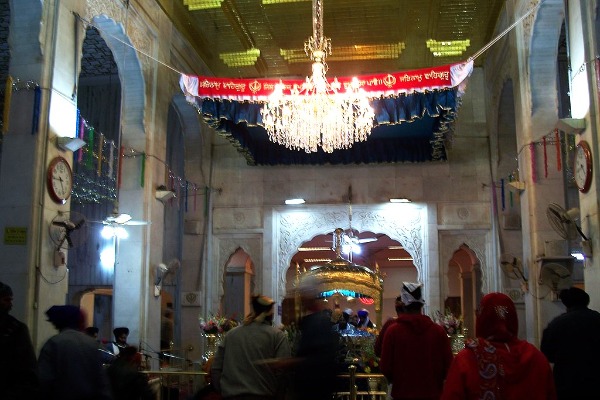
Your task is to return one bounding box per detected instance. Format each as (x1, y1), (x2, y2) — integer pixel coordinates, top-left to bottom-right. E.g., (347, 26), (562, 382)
(47, 156), (73, 204)
(574, 141), (592, 193)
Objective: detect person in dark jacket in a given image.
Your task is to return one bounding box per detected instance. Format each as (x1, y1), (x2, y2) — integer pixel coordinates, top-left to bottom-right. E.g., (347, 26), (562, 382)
(38, 305), (113, 400)
(541, 286), (600, 400)
(0, 282), (39, 400)
(107, 346), (154, 400)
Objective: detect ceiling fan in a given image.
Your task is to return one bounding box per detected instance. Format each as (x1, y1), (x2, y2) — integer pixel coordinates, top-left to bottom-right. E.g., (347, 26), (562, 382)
(93, 202), (149, 226)
(342, 185), (378, 246)
(90, 202), (149, 238)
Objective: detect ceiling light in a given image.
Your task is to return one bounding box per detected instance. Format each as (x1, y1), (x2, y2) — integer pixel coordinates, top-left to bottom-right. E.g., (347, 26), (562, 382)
(220, 48), (261, 67)
(390, 198), (411, 203)
(285, 198), (305, 205)
(388, 246), (404, 250)
(388, 257), (413, 261)
(426, 39), (471, 57)
(298, 247), (331, 252)
(571, 252), (584, 261)
(183, 0), (223, 10)
(260, 0), (374, 153)
(304, 258), (332, 263)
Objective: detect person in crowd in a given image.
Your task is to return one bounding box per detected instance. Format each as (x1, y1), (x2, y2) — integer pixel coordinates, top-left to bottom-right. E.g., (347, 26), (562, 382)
(374, 295), (403, 357)
(160, 307), (174, 350)
(380, 282), (453, 400)
(38, 305), (113, 400)
(84, 326), (99, 339)
(211, 294), (291, 400)
(290, 276), (342, 400)
(541, 286), (600, 400)
(107, 345), (155, 400)
(441, 292), (556, 400)
(0, 281), (39, 399)
(356, 308), (374, 329)
(107, 326), (130, 357)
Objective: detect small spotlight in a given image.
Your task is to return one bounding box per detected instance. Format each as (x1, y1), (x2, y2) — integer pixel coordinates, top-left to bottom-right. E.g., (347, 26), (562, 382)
(285, 198), (305, 205)
(571, 252), (584, 261)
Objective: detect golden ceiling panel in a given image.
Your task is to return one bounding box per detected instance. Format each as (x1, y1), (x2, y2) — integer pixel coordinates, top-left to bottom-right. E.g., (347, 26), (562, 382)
(426, 39), (471, 57)
(168, 0), (505, 78)
(183, 0), (223, 10)
(262, 0), (309, 4)
(220, 48), (261, 67)
(280, 43), (406, 63)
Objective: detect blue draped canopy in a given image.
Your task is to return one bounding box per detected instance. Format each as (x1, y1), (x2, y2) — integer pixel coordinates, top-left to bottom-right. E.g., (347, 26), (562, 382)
(189, 87), (459, 165)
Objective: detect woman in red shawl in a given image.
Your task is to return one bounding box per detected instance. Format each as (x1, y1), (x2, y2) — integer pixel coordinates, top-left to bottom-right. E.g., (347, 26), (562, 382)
(441, 293), (556, 400)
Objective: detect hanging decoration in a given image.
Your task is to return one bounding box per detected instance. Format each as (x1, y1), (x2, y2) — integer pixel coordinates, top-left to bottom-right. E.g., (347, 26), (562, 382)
(543, 136), (548, 178)
(555, 129), (561, 171)
(530, 143), (537, 184)
(2, 76), (13, 134)
(501, 179), (505, 211)
(31, 86), (41, 135)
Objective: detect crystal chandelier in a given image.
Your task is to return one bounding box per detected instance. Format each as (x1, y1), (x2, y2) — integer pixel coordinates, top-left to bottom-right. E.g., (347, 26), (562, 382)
(260, 0), (374, 153)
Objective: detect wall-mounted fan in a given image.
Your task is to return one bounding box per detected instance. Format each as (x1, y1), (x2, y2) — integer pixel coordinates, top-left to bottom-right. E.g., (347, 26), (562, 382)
(499, 253), (527, 283)
(539, 262), (572, 294)
(154, 258), (181, 297)
(546, 203), (588, 241)
(49, 211), (88, 250)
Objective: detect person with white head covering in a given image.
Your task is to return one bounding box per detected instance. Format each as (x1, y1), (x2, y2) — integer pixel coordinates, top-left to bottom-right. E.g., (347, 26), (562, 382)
(211, 294), (291, 400)
(380, 282), (453, 400)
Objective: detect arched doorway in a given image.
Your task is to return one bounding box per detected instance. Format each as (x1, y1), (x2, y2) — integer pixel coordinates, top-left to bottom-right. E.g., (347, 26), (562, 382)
(447, 244), (482, 336)
(284, 230), (418, 327)
(222, 247), (255, 321)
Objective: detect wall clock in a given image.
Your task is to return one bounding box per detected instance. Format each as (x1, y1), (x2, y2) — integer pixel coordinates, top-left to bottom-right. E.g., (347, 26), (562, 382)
(574, 140), (592, 193)
(47, 156), (73, 204)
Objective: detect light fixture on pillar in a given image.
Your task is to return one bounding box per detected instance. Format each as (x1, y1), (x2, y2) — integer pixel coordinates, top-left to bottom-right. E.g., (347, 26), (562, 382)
(155, 185), (176, 203)
(56, 136), (86, 152)
(260, 0), (374, 153)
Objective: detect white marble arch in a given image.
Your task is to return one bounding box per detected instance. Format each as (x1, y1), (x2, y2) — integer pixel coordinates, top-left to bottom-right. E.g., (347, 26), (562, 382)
(268, 203), (430, 306)
(438, 230), (498, 300)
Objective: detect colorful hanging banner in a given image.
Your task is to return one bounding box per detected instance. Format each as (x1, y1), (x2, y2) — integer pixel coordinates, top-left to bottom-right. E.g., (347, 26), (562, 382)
(543, 136), (548, 178)
(555, 129), (561, 171)
(180, 61), (474, 101)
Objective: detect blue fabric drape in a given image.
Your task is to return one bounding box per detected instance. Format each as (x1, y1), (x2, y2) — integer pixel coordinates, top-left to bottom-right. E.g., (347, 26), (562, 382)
(194, 88), (458, 165)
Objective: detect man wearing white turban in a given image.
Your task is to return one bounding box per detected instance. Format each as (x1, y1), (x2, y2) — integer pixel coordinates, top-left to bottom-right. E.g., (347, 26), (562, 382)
(380, 282), (453, 400)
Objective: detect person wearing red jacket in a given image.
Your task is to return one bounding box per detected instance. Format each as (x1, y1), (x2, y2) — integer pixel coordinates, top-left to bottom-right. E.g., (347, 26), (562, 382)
(380, 282), (453, 400)
(441, 292), (556, 400)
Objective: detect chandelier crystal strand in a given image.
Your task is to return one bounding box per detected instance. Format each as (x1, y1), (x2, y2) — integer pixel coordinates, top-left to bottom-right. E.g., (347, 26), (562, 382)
(261, 0), (374, 153)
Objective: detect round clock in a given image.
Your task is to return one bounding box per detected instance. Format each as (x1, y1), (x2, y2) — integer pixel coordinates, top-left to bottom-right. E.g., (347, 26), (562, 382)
(47, 156), (73, 204)
(574, 140), (592, 193)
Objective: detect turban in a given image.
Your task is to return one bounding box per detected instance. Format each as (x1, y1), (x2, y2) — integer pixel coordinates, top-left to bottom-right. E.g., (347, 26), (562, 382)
(475, 292), (518, 342)
(46, 305), (84, 330)
(400, 282), (425, 305)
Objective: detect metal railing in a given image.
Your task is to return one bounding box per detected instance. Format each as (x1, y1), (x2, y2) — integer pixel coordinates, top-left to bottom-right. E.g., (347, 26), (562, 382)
(141, 364), (388, 400)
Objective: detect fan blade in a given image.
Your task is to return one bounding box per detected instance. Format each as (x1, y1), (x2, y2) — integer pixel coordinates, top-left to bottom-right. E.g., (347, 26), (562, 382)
(56, 234), (67, 249)
(124, 220), (149, 226)
(358, 237), (377, 244)
(74, 219), (86, 230)
(52, 221), (67, 228)
(66, 234), (74, 248)
(107, 213), (132, 224)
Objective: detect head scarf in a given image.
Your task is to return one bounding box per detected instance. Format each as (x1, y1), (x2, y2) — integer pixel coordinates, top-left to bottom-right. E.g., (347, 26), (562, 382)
(244, 294), (275, 325)
(400, 282), (425, 305)
(559, 287), (589, 309)
(46, 305), (85, 331)
(0, 282), (13, 298)
(475, 292), (518, 342)
(113, 327), (130, 337)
